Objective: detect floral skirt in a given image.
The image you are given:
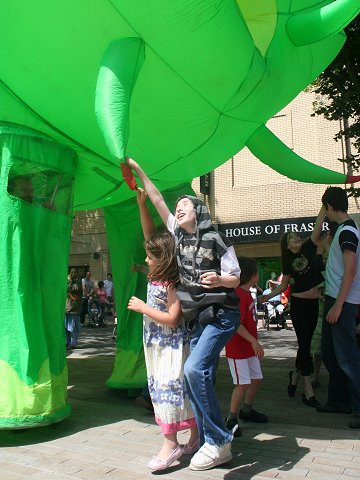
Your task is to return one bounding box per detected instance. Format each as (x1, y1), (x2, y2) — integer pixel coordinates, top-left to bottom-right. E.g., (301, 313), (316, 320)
(143, 318), (195, 434)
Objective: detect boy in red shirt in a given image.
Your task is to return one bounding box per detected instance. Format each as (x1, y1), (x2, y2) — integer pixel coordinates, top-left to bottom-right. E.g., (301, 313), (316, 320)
(225, 257), (268, 436)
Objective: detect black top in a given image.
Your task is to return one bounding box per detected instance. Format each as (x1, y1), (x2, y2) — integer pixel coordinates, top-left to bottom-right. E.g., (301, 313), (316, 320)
(283, 238), (324, 294)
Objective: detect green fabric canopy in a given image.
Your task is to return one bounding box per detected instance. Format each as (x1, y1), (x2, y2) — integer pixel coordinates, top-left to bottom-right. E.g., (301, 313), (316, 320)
(0, 1), (359, 428)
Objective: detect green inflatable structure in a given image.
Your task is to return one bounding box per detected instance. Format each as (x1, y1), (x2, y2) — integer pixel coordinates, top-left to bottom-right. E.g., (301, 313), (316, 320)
(0, 1), (359, 428)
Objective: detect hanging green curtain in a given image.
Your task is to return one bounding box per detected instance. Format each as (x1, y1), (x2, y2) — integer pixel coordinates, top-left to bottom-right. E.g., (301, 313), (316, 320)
(0, 125), (77, 428)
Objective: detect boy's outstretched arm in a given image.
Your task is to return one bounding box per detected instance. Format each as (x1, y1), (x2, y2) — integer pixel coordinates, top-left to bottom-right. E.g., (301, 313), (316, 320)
(128, 158), (171, 225)
(136, 188), (155, 240)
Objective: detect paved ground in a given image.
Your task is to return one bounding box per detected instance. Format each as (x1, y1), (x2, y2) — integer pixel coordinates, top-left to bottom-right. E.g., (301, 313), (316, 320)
(1, 319), (360, 480)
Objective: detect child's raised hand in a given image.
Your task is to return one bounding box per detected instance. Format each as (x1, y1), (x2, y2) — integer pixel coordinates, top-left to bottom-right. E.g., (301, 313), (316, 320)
(128, 295), (146, 314)
(136, 187), (148, 206)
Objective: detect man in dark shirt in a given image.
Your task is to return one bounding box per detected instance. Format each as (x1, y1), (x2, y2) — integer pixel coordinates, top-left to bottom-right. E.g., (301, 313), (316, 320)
(317, 187), (360, 429)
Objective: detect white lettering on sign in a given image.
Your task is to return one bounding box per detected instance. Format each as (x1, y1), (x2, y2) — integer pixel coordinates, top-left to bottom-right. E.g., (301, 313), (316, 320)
(222, 219), (329, 241)
(322, 222), (329, 231)
(224, 227), (262, 237)
(307, 222), (314, 232)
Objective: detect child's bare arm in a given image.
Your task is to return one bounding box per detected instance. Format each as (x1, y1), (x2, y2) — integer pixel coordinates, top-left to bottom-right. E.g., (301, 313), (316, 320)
(137, 188), (155, 240)
(258, 275), (290, 303)
(127, 285), (181, 327)
(237, 325), (264, 359)
(128, 158), (171, 225)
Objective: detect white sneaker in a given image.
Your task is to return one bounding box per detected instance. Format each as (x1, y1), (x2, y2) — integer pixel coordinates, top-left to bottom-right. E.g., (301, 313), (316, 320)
(189, 442), (232, 471)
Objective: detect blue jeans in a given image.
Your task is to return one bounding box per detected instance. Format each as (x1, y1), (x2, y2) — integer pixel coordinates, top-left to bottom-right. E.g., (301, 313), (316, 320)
(65, 314), (81, 347)
(184, 307), (240, 446)
(321, 295), (360, 414)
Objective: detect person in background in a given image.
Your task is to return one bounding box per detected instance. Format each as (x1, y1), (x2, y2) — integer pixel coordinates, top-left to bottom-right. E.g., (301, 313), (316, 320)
(262, 280), (286, 327)
(104, 273), (114, 306)
(7, 174), (34, 203)
(265, 272), (277, 290)
(65, 268), (82, 349)
(96, 280), (108, 322)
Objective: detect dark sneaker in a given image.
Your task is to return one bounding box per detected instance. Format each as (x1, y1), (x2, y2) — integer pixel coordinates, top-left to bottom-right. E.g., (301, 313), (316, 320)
(349, 415), (360, 429)
(239, 408), (268, 423)
(302, 394), (320, 408)
(225, 417), (241, 437)
(316, 403), (352, 414)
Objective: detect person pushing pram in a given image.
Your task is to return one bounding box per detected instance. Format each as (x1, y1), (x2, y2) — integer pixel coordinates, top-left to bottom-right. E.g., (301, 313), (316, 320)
(262, 280), (286, 329)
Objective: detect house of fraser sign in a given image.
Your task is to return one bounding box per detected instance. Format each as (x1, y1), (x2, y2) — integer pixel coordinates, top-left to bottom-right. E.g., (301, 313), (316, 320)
(217, 217), (331, 244)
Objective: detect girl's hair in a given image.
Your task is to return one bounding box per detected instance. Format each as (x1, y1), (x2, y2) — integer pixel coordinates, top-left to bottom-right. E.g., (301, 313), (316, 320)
(238, 257), (258, 286)
(280, 232), (290, 269)
(145, 232), (179, 285)
(98, 281), (104, 288)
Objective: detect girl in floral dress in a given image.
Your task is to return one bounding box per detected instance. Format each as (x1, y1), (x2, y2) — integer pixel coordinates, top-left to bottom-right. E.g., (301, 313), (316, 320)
(128, 189), (198, 471)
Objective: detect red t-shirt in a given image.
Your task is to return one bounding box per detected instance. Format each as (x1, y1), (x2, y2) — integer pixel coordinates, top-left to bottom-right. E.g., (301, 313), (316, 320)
(225, 287), (257, 359)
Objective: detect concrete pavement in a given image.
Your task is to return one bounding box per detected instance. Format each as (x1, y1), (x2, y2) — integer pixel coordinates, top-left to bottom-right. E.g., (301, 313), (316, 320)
(0, 320), (359, 480)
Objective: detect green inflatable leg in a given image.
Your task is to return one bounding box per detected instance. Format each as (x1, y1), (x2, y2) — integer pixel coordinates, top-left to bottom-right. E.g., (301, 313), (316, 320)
(0, 125), (77, 429)
(104, 183), (193, 390)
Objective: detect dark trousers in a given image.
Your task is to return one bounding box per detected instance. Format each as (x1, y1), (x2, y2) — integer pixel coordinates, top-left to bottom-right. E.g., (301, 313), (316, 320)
(321, 295), (360, 413)
(290, 296), (319, 376)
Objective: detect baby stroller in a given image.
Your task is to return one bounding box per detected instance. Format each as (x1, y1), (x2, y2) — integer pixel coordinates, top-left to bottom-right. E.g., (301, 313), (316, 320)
(88, 298), (104, 327)
(262, 300), (287, 330)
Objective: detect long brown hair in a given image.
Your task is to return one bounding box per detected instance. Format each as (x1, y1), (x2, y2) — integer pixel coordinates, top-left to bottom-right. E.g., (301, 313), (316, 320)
(145, 232), (179, 285)
(280, 232), (291, 270)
